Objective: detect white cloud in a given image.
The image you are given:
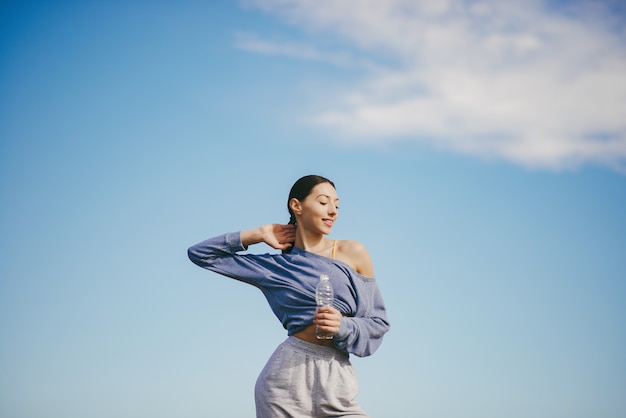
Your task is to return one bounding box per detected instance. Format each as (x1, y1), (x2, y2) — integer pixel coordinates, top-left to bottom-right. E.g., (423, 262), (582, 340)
(234, 32), (360, 67)
(241, 0), (626, 172)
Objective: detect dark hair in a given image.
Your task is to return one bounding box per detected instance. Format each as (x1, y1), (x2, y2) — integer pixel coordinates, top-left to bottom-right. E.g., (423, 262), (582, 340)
(287, 174), (335, 225)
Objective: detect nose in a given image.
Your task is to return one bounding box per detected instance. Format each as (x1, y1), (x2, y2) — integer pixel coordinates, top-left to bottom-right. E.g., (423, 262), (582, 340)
(328, 203), (338, 215)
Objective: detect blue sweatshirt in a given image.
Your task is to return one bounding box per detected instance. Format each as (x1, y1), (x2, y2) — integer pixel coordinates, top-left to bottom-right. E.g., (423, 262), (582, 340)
(188, 232), (390, 357)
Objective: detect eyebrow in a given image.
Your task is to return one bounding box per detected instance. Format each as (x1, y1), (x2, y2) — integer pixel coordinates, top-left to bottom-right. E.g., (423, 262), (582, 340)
(316, 194), (339, 201)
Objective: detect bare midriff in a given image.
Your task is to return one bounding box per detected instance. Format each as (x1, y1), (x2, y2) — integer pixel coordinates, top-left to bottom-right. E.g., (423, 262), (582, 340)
(293, 324), (335, 347)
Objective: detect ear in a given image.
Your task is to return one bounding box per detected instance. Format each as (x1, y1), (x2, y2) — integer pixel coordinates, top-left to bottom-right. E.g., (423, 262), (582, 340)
(289, 197), (302, 216)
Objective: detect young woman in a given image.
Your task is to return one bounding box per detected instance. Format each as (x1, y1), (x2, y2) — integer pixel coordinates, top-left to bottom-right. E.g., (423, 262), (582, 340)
(188, 175), (390, 417)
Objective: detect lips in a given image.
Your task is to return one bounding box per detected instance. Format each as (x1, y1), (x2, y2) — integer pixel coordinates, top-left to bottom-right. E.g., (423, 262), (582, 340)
(322, 218), (335, 227)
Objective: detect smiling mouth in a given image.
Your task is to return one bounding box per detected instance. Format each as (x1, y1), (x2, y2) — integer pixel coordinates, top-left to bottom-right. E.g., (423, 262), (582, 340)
(323, 219), (335, 227)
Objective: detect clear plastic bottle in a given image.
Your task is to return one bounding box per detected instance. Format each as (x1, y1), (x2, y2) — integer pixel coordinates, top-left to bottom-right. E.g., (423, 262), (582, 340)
(315, 274), (335, 339)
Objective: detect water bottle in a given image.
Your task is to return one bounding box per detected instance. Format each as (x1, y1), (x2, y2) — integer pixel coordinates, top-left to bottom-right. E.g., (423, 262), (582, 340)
(315, 274), (334, 339)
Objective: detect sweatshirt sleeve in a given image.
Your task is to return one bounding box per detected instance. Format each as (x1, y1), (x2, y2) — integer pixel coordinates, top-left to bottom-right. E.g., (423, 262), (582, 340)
(334, 280), (390, 357)
(187, 232), (268, 287)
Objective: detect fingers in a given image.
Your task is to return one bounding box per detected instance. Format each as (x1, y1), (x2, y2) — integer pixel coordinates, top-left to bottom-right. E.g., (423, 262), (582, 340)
(313, 308), (342, 333)
(263, 224), (296, 250)
(274, 223), (296, 233)
(316, 305), (339, 315)
(279, 224), (296, 238)
(274, 224), (296, 239)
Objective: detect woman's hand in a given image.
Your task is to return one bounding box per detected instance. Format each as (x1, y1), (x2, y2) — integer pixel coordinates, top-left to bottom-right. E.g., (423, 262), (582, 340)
(313, 305), (342, 335)
(241, 224), (295, 249)
(260, 224), (296, 250)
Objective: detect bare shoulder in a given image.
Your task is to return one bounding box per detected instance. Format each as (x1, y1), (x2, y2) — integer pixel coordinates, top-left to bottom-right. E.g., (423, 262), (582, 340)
(336, 240), (375, 278)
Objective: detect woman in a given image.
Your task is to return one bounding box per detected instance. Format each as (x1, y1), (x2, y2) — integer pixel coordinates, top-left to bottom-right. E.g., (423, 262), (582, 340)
(188, 175), (390, 417)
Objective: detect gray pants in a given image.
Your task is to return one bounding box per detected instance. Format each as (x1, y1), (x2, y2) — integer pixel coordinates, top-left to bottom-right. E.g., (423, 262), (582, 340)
(255, 336), (369, 418)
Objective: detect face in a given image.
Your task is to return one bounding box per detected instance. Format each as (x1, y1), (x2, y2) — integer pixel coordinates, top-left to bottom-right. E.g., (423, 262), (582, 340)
(291, 182), (339, 235)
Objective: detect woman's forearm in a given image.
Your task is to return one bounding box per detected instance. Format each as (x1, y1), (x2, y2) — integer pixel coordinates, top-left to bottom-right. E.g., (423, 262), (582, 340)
(240, 227), (264, 248)
(241, 224), (296, 251)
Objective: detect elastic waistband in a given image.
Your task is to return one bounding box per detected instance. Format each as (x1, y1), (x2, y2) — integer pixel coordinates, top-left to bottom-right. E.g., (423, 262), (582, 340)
(285, 336), (350, 362)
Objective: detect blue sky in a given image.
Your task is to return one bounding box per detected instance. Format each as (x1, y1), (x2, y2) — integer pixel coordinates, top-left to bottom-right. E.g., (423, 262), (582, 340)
(1, 1), (625, 417)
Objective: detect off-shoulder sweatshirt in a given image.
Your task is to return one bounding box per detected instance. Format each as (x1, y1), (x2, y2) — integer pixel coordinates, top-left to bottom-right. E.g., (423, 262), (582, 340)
(188, 232), (390, 357)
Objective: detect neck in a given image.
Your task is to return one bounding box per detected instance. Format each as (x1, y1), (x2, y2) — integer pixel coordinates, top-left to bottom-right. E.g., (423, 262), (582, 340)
(294, 229), (328, 254)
